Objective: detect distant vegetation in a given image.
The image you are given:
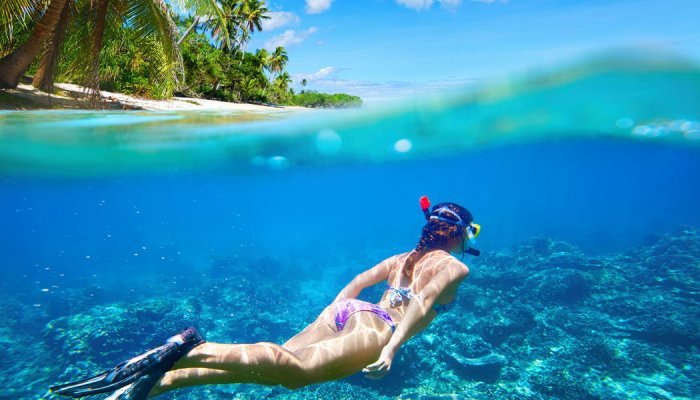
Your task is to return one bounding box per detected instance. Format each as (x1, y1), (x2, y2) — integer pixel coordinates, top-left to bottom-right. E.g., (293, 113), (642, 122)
(291, 91), (362, 108)
(0, 0), (361, 108)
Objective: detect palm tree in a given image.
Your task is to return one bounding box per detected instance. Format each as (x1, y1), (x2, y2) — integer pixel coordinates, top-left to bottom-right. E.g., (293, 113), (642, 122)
(240, 75), (259, 100)
(195, 0), (237, 51)
(0, 0), (231, 92)
(235, 0), (268, 57)
(274, 71), (291, 91)
(254, 48), (269, 73)
(177, 15), (204, 47)
(267, 45), (287, 83)
(0, 0), (43, 57)
(0, 0), (69, 88)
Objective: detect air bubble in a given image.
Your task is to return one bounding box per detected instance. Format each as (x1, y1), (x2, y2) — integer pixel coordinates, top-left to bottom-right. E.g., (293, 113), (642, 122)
(267, 156), (289, 170)
(315, 129), (342, 155)
(394, 139), (412, 153)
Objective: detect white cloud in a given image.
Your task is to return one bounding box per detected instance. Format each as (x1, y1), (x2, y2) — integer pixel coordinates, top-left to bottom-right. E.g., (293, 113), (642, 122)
(396, 0), (505, 11)
(294, 67), (339, 83)
(306, 0), (333, 14)
(264, 27), (318, 50)
(440, 0), (463, 10)
(396, 0), (433, 10)
(261, 12), (300, 32)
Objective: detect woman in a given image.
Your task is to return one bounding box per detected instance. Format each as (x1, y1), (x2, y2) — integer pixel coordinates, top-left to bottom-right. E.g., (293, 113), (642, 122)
(51, 198), (480, 399)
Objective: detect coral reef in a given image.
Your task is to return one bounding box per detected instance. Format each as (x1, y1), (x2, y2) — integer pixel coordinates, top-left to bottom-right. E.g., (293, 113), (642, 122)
(1, 229), (699, 399)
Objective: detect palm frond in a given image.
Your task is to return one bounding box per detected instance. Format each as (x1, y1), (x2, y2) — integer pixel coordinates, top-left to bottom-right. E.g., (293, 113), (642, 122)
(0, 0), (42, 27)
(125, 0), (183, 88)
(173, 0), (230, 49)
(125, 0), (177, 62)
(59, 0), (92, 78)
(0, 0), (45, 54)
(148, 37), (180, 97)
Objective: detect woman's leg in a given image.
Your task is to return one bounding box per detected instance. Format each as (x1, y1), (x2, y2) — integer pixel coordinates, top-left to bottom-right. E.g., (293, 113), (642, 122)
(147, 341), (316, 397)
(149, 306), (338, 397)
(282, 304), (336, 351)
(148, 310), (394, 397)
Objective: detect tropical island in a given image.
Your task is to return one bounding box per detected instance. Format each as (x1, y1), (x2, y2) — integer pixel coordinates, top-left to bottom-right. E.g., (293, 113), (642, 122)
(0, 0), (362, 110)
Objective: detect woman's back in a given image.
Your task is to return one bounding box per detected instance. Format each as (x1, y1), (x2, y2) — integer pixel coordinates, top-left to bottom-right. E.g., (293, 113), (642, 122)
(378, 250), (464, 316)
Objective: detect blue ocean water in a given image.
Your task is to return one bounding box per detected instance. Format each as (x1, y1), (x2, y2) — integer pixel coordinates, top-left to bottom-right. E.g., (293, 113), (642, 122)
(1, 54), (699, 399)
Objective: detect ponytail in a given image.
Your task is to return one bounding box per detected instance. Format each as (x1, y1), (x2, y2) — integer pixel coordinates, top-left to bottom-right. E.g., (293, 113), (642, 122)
(402, 238), (429, 278)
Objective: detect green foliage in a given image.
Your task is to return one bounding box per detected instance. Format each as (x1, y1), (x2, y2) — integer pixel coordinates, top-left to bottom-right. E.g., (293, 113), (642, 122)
(290, 91), (363, 108)
(179, 32), (269, 102)
(100, 36), (177, 99)
(56, 20), (177, 99)
(1, 0), (362, 107)
(178, 34), (361, 107)
(0, 0), (37, 57)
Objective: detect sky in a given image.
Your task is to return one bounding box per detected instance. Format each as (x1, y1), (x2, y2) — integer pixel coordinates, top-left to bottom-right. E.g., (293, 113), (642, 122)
(246, 0), (700, 101)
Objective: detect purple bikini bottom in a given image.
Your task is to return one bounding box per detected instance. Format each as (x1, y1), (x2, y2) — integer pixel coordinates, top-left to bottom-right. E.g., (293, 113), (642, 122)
(333, 299), (395, 332)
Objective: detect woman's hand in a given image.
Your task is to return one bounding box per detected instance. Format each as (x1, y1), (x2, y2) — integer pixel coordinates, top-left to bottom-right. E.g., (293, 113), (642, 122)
(362, 347), (395, 379)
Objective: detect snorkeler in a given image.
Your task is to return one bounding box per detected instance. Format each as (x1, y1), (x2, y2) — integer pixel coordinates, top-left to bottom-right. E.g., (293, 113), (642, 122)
(51, 197), (481, 399)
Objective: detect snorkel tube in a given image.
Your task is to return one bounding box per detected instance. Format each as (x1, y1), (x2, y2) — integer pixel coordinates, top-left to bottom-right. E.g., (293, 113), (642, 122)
(419, 196), (431, 220)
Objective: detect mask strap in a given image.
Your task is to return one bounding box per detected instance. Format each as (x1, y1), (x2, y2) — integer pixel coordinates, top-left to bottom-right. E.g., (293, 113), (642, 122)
(429, 207), (465, 227)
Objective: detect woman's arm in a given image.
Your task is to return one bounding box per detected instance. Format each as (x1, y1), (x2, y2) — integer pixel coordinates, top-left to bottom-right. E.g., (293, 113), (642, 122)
(332, 257), (394, 302)
(363, 260), (468, 379)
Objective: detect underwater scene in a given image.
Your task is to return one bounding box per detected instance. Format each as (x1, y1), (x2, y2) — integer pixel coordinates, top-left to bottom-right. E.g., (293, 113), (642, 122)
(1, 55), (700, 399)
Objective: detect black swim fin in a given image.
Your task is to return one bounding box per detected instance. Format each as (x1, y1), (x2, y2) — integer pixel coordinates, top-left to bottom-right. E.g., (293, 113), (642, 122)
(50, 368), (130, 397)
(51, 327), (204, 398)
(103, 373), (164, 400)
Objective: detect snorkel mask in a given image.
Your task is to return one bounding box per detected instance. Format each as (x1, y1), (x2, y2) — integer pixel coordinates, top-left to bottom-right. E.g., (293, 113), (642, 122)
(419, 196), (481, 257)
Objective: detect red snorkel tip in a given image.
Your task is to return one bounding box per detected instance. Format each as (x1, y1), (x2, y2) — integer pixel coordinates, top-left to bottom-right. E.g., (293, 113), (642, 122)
(419, 196), (431, 220)
(419, 196), (431, 210)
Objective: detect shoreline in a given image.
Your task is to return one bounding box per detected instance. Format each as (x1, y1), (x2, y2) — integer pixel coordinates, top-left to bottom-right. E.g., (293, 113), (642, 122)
(0, 83), (307, 112)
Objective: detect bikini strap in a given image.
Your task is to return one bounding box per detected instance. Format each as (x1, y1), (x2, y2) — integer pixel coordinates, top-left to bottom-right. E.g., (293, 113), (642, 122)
(386, 285), (414, 307)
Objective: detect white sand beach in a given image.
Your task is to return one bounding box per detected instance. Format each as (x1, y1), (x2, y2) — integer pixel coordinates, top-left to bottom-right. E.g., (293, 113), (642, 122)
(2, 83), (307, 112)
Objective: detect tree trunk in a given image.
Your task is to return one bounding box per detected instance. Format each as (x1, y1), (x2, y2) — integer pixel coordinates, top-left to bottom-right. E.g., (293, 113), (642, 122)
(84, 0), (110, 106)
(0, 0), (69, 89)
(32, 0), (72, 92)
(177, 16), (200, 47)
(239, 34), (249, 59)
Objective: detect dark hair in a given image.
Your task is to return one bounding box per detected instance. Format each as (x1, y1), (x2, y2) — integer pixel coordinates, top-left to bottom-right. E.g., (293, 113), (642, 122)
(402, 202), (473, 278)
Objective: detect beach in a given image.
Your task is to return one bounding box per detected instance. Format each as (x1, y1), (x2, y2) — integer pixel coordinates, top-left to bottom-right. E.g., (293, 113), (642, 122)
(0, 83), (307, 112)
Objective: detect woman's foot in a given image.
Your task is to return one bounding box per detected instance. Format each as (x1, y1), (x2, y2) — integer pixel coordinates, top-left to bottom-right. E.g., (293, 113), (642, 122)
(51, 327), (205, 398)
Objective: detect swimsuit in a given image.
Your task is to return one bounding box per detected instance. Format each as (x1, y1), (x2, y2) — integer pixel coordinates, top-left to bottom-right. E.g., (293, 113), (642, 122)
(334, 299), (395, 332)
(386, 285), (455, 314)
(333, 285), (456, 334)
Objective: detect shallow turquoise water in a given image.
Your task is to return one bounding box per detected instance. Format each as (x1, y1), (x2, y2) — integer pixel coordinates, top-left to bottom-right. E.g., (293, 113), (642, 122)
(0, 53), (699, 399)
